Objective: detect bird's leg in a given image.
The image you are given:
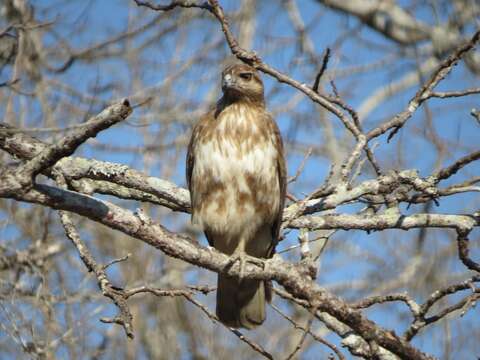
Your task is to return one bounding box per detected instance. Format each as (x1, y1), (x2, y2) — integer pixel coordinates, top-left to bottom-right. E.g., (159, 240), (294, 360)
(227, 238), (266, 281)
(225, 254), (247, 279)
(227, 237), (248, 281)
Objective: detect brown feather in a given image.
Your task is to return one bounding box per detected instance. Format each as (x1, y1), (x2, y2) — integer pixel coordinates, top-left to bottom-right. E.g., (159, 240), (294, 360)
(186, 63), (286, 328)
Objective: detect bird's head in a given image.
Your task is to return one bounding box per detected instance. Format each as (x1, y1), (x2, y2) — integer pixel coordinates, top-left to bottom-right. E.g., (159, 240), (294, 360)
(221, 63), (264, 103)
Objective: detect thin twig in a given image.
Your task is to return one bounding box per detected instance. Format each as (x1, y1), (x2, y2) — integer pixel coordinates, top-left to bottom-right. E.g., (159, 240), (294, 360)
(426, 88), (480, 99)
(288, 147), (313, 184)
(312, 47), (331, 93)
(364, 30), (480, 143)
(271, 304), (345, 360)
(131, 285), (274, 360)
(53, 172), (135, 339)
(434, 150), (480, 182)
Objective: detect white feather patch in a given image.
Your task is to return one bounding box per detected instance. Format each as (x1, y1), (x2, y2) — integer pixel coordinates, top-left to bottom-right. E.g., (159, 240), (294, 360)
(192, 104), (280, 249)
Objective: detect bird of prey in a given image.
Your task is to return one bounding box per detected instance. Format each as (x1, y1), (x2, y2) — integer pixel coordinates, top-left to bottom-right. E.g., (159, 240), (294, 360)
(186, 62), (286, 329)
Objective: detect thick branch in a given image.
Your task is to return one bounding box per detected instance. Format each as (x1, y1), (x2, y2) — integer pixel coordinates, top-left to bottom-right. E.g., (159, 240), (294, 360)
(0, 100), (132, 196)
(7, 184), (433, 360)
(0, 121), (189, 212)
(290, 213), (479, 232)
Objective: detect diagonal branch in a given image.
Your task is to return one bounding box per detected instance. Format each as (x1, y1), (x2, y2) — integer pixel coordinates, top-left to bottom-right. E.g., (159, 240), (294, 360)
(434, 150), (480, 182)
(271, 303), (345, 360)
(366, 30), (480, 142)
(0, 120), (189, 212)
(134, 0), (361, 139)
(6, 183), (434, 360)
(54, 172), (135, 339)
(0, 99), (132, 196)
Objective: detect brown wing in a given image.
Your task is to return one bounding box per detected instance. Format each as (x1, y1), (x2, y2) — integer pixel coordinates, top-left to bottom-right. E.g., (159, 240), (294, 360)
(185, 125), (196, 195)
(186, 111), (212, 194)
(266, 113), (286, 253)
(186, 111), (215, 247)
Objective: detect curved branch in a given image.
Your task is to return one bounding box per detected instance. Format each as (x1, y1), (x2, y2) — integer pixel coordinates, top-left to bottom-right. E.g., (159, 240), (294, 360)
(7, 183), (433, 360)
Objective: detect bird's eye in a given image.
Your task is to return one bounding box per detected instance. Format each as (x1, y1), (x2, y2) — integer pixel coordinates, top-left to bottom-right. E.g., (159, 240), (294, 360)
(239, 72), (252, 81)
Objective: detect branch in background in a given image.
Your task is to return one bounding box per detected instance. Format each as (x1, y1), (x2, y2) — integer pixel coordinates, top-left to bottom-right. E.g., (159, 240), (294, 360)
(0, 243), (63, 271)
(127, 285), (273, 359)
(315, 0), (480, 73)
(0, 100), (132, 196)
(365, 30), (480, 143)
(312, 47), (331, 93)
(288, 147), (313, 184)
(271, 303), (345, 360)
(404, 275), (480, 340)
(0, 121), (190, 212)
(53, 170), (136, 339)
(434, 150), (480, 182)
(317, 0), (431, 45)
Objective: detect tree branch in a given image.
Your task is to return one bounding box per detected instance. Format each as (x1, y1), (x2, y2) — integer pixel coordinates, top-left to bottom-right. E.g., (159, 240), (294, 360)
(6, 183), (434, 360)
(0, 100), (132, 196)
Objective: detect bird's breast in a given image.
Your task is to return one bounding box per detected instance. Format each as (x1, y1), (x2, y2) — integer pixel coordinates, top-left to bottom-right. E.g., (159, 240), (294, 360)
(191, 106), (280, 240)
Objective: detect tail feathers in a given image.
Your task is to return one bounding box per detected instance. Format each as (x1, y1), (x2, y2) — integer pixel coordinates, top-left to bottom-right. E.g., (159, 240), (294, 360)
(216, 274), (265, 329)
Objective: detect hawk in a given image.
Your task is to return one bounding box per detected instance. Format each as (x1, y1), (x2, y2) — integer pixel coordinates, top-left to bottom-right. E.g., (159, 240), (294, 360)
(186, 63), (286, 329)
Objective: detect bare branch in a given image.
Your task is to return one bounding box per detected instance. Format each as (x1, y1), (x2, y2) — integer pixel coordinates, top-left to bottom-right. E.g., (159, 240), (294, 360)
(271, 304), (345, 360)
(456, 229), (480, 273)
(434, 150), (480, 182)
(0, 100), (132, 196)
(290, 212), (478, 233)
(427, 88), (480, 99)
(312, 47), (331, 93)
(6, 183), (434, 360)
(127, 284), (274, 359)
(54, 172), (135, 339)
(362, 30), (480, 143)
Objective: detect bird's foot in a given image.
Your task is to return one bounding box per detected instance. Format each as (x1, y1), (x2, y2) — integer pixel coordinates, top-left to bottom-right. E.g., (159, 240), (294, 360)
(226, 253), (247, 280)
(226, 253), (265, 281)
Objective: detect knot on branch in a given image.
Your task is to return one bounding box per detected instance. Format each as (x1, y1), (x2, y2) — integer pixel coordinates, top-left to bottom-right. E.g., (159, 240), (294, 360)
(297, 257), (317, 280)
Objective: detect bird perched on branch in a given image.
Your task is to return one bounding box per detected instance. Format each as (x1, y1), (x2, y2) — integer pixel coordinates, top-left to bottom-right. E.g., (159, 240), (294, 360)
(186, 62), (286, 329)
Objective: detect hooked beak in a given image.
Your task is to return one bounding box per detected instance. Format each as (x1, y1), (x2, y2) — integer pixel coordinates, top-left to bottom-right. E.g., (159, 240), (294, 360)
(222, 73), (235, 90)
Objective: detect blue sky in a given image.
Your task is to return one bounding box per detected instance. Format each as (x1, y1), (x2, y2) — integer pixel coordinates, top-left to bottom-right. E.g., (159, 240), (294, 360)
(1, 0), (479, 358)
